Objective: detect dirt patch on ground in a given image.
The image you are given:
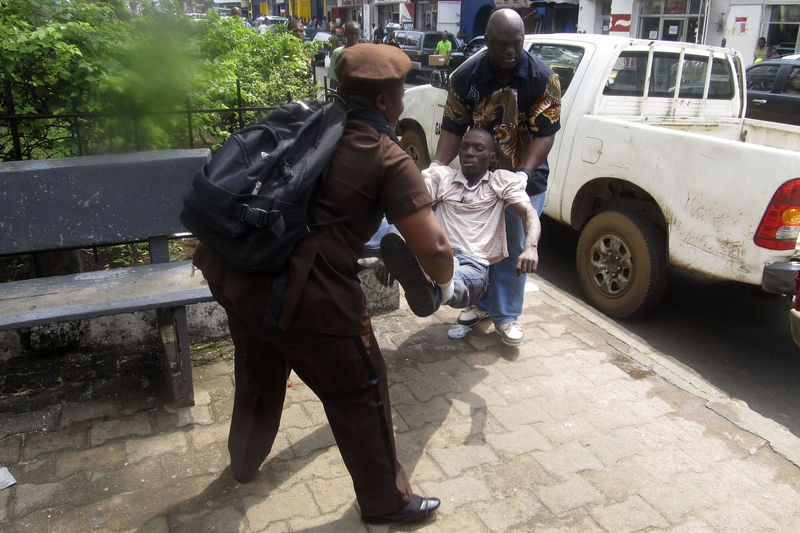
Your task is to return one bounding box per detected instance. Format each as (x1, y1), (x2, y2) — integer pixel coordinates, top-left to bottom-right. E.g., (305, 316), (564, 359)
(0, 336), (233, 414)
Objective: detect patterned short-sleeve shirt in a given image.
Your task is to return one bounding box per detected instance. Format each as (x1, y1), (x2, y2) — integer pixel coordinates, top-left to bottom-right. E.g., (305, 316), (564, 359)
(442, 49), (562, 194)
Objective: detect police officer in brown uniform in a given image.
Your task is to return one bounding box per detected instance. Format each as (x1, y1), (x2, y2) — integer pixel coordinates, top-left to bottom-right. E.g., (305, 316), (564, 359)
(193, 43), (453, 524)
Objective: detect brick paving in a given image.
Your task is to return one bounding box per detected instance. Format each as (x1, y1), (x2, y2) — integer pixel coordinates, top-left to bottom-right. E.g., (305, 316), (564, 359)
(2, 276), (800, 532)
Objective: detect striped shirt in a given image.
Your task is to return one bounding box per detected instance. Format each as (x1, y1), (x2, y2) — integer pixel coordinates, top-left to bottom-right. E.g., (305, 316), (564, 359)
(422, 165), (529, 264)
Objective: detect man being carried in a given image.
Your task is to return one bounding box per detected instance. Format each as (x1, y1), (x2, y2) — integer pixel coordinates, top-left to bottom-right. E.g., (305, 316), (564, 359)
(431, 8), (560, 345)
(377, 128), (540, 317)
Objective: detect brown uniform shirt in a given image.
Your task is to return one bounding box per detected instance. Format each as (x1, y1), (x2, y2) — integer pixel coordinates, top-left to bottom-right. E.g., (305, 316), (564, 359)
(194, 118), (432, 336)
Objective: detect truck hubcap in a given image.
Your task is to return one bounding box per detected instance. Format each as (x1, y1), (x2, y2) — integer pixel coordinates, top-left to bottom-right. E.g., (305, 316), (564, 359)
(588, 234), (633, 296)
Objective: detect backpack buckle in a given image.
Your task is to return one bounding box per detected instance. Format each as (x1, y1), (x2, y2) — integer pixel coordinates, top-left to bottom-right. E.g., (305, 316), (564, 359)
(236, 204), (269, 227)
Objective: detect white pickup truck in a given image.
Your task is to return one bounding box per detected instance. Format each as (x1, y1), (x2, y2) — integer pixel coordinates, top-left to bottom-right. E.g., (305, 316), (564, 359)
(397, 33), (800, 318)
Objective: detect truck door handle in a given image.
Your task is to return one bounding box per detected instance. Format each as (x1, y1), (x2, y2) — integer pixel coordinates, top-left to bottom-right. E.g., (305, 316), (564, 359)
(751, 99), (768, 104)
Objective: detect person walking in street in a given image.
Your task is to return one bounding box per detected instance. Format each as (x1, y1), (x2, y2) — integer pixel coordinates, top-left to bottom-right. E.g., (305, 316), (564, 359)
(376, 128), (540, 318)
(386, 31), (400, 48)
(431, 8), (561, 346)
(327, 21), (362, 90)
(193, 43), (451, 524)
(435, 31), (453, 65)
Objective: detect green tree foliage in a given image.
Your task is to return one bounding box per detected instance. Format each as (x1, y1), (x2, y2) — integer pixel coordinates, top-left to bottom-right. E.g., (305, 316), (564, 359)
(0, 0), (322, 160)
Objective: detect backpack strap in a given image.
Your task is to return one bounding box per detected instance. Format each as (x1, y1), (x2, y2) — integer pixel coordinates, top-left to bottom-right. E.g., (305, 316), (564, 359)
(346, 107), (402, 147)
(258, 107), (393, 341)
(260, 268), (288, 340)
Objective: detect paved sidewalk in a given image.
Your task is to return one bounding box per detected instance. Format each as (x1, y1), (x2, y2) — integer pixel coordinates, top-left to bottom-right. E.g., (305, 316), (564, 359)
(2, 276), (800, 532)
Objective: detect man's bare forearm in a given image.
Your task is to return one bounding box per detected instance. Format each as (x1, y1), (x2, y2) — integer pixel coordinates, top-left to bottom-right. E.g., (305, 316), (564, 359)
(432, 130), (461, 166)
(518, 134), (555, 172)
(512, 200), (541, 274)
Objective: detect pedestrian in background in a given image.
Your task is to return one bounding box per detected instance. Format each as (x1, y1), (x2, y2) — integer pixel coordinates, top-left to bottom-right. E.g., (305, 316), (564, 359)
(327, 21), (361, 90)
(754, 37), (768, 62)
(435, 31), (452, 65)
(431, 8), (561, 346)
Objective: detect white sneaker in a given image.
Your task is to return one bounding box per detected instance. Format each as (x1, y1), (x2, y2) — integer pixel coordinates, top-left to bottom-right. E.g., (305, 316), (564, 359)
(457, 305), (489, 326)
(496, 321), (524, 346)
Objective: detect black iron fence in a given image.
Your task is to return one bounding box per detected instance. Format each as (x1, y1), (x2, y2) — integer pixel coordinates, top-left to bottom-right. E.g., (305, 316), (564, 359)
(0, 78), (303, 162)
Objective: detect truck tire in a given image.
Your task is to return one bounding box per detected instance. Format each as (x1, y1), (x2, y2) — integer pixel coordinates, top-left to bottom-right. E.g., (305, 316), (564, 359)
(576, 210), (668, 318)
(401, 129), (429, 170)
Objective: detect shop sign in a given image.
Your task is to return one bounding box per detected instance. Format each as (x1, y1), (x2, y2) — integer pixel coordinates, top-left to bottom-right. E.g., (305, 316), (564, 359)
(609, 13), (631, 33)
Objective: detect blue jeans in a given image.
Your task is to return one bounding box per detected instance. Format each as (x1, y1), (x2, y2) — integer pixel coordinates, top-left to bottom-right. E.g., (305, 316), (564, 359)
(445, 250), (489, 309)
(363, 218), (396, 257)
(368, 222), (488, 310)
(475, 190), (545, 326)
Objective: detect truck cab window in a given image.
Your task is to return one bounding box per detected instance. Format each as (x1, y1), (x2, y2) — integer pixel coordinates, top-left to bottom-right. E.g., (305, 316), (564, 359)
(528, 44), (585, 94)
(605, 51), (734, 99)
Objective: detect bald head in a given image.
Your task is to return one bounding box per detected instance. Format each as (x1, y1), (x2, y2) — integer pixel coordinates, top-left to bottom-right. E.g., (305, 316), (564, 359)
(344, 21), (361, 46)
(485, 9), (525, 75)
(486, 9), (524, 37)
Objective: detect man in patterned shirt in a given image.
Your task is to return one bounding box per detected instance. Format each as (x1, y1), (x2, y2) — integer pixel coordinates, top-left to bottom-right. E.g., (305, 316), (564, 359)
(431, 8), (561, 346)
(377, 128), (540, 318)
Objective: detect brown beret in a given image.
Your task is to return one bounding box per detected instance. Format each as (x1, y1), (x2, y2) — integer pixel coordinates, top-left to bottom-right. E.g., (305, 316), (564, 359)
(334, 43), (411, 94)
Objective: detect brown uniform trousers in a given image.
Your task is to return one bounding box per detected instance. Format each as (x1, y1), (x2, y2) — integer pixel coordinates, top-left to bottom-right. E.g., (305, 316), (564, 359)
(206, 276), (413, 516)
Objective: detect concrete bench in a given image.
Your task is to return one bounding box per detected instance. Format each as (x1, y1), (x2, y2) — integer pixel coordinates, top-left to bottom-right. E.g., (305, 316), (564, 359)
(0, 150), (213, 406)
(0, 148), (399, 409)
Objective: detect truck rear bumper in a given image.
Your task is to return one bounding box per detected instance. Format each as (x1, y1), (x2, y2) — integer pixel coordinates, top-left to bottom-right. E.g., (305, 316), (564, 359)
(762, 259), (800, 295)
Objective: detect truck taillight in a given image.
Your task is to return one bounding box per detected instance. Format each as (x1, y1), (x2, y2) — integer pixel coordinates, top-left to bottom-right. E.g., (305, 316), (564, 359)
(755, 179), (800, 250)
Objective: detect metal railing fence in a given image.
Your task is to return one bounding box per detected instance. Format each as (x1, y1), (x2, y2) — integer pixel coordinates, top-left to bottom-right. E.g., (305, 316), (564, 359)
(0, 78), (302, 162)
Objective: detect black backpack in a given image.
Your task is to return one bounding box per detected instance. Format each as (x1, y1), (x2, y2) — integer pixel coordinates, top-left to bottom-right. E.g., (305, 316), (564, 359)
(181, 100), (349, 274)
(181, 100), (376, 339)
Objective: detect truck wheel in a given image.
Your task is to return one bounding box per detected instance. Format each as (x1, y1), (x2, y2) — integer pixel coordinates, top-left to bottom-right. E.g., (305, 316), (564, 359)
(401, 130), (429, 170)
(576, 210), (668, 318)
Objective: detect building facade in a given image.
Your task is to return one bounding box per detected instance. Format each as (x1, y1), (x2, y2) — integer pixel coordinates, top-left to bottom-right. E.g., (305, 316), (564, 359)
(234, 0), (798, 62)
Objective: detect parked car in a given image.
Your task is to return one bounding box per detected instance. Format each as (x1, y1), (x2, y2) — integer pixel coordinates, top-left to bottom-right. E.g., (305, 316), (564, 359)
(745, 57), (800, 126)
(255, 15), (288, 34)
(393, 30), (460, 78)
(789, 234), (800, 348)
(257, 15), (288, 25)
(461, 36), (485, 59)
(446, 36), (484, 70)
(311, 31), (333, 65)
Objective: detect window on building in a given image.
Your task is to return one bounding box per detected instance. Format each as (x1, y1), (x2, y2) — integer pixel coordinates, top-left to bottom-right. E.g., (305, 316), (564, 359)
(601, 0), (612, 34)
(766, 5), (800, 56)
(422, 4), (437, 30)
(638, 0), (705, 43)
